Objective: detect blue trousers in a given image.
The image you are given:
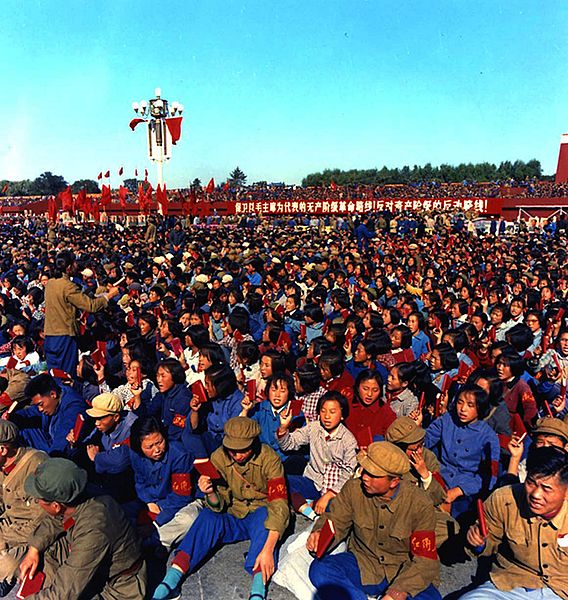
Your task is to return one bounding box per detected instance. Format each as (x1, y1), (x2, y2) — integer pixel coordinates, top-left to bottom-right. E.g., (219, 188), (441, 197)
(287, 474), (319, 500)
(461, 581), (561, 600)
(176, 506), (274, 574)
(44, 335), (78, 375)
(309, 552), (442, 600)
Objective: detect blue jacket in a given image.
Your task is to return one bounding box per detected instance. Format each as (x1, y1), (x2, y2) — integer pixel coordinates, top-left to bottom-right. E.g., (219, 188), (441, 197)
(84, 411), (138, 475)
(425, 411), (499, 496)
(143, 383), (192, 442)
(14, 384), (87, 458)
(249, 400), (304, 459)
(411, 330), (431, 360)
(346, 358), (388, 385)
(206, 388), (244, 438)
(129, 441), (195, 526)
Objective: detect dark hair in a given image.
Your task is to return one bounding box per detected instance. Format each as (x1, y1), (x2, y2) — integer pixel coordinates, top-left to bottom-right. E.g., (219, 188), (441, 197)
(149, 285), (166, 299)
(434, 342), (459, 371)
(236, 340), (260, 366)
(443, 329), (468, 353)
(392, 362), (416, 386)
(318, 349), (345, 378)
(526, 445), (568, 485)
(366, 310), (385, 330)
(228, 307), (250, 335)
(408, 311), (425, 331)
(11, 335), (34, 354)
(495, 350), (526, 378)
(354, 369), (384, 405)
(54, 250), (75, 278)
(138, 312), (158, 331)
(157, 358), (186, 385)
(295, 363), (321, 394)
(469, 369), (504, 408)
(310, 336), (332, 358)
(266, 373), (296, 402)
(205, 364), (238, 398)
(199, 343), (227, 367)
(505, 324), (534, 353)
(355, 338), (382, 361)
(185, 325), (210, 349)
(304, 303), (324, 324)
(366, 329), (392, 354)
(392, 325), (412, 349)
(25, 373), (60, 400)
(260, 349), (287, 376)
(316, 390), (350, 419)
(130, 416), (167, 456)
(78, 354), (99, 386)
(455, 384), (491, 420)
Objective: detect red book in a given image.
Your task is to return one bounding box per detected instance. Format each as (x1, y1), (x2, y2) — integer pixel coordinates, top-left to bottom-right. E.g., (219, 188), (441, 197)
(555, 308), (565, 323)
(73, 414), (85, 441)
(277, 331), (292, 350)
(290, 399), (303, 417)
(170, 337), (183, 356)
(193, 458), (221, 480)
(6, 356), (17, 369)
(300, 324), (306, 338)
(457, 361), (473, 382)
(191, 381), (208, 404)
(91, 348), (105, 368)
(153, 306), (163, 320)
(345, 330), (353, 347)
(418, 391), (426, 411)
(0, 392), (12, 408)
(315, 519), (336, 558)
(135, 366), (142, 389)
(510, 413), (527, 438)
(440, 374), (452, 395)
(96, 341), (107, 362)
(477, 499), (488, 537)
(275, 304), (285, 317)
(202, 313), (210, 327)
(49, 368), (72, 382)
(16, 572), (46, 599)
(233, 330), (244, 343)
(246, 379), (257, 403)
(354, 426), (373, 449)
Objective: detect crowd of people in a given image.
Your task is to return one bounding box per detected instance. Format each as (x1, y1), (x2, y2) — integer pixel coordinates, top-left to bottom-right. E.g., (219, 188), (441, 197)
(0, 208), (565, 600)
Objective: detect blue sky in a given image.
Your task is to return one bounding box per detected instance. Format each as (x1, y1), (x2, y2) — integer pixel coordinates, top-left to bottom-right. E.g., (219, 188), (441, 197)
(1, 0), (567, 187)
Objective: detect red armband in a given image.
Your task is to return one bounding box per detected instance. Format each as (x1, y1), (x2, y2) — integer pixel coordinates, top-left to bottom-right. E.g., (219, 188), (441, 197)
(410, 530), (437, 559)
(172, 413), (187, 428)
(172, 473), (192, 496)
(267, 476), (287, 501)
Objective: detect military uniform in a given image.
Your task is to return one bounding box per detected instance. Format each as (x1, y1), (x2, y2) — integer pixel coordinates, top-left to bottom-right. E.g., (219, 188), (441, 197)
(23, 457), (146, 600)
(309, 442), (441, 600)
(462, 484), (568, 600)
(0, 445), (47, 581)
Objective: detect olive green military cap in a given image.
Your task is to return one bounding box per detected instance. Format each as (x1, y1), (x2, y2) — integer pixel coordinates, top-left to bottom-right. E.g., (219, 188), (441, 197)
(223, 417), (261, 451)
(385, 417), (426, 445)
(25, 458), (87, 504)
(357, 441), (410, 477)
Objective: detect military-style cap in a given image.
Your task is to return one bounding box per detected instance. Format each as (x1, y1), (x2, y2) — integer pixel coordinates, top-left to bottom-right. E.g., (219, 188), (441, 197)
(86, 393), (123, 419)
(0, 421), (19, 444)
(358, 441), (410, 477)
(223, 417), (261, 451)
(25, 458), (87, 503)
(385, 417), (425, 445)
(533, 417), (568, 443)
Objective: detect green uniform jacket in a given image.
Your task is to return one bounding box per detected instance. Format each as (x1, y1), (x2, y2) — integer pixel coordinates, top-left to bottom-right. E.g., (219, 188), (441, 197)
(313, 478), (440, 597)
(208, 444), (290, 537)
(44, 275), (108, 337)
(0, 447), (47, 546)
(29, 495), (144, 600)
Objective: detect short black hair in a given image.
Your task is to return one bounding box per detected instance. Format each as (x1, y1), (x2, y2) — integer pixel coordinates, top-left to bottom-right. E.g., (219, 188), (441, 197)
(316, 390), (349, 419)
(526, 445), (568, 485)
(205, 364), (238, 398)
(295, 363), (321, 394)
(130, 416), (167, 455)
(25, 373), (60, 400)
(157, 359), (186, 385)
(455, 384), (491, 419)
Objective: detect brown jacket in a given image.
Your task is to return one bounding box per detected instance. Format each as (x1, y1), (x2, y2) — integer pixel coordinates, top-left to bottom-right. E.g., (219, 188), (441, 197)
(0, 447), (47, 546)
(44, 275), (108, 337)
(313, 478), (440, 597)
(479, 484), (568, 599)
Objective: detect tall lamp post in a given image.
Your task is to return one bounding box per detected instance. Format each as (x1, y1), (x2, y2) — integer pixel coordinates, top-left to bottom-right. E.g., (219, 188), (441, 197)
(131, 88), (184, 186)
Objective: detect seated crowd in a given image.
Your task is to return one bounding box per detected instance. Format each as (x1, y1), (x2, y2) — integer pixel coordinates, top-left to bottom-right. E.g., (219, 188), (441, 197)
(0, 211), (565, 600)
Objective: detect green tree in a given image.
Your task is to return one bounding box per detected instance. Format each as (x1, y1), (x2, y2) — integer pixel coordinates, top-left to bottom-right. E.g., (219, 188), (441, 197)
(123, 178), (140, 194)
(190, 178), (201, 191)
(71, 179), (99, 193)
(31, 171), (67, 195)
(229, 167), (247, 186)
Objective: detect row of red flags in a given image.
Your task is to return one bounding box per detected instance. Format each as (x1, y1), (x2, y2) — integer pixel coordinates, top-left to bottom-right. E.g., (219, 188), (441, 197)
(97, 168), (148, 180)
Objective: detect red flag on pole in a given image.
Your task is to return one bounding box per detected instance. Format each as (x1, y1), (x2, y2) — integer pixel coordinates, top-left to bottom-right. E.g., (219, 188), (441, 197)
(97, 172), (103, 180)
(76, 189), (87, 213)
(129, 118), (147, 131)
(48, 197), (57, 222)
(223, 181), (230, 192)
(104, 171), (110, 179)
(101, 184), (112, 207)
(156, 184), (168, 215)
(206, 178), (215, 193)
(60, 186), (74, 213)
(118, 167), (124, 176)
(165, 117), (183, 145)
(92, 200), (101, 222)
(1, 184), (8, 194)
(118, 185), (128, 210)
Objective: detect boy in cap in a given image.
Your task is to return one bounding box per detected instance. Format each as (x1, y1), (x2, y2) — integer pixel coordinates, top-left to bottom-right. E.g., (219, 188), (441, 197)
(0, 421), (47, 596)
(307, 441), (441, 600)
(19, 457), (146, 599)
(153, 416), (289, 600)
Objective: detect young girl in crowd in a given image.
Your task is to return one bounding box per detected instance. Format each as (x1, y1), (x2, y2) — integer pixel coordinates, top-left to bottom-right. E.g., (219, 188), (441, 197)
(0, 335), (40, 372)
(277, 390), (357, 518)
(293, 362), (327, 422)
(258, 349), (287, 400)
(386, 363), (419, 417)
(346, 369), (396, 443)
(318, 349), (355, 404)
(390, 324), (415, 363)
(425, 384), (500, 520)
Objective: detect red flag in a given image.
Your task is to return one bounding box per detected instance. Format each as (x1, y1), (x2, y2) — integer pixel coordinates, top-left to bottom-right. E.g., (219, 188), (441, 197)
(165, 116), (183, 145)
(129, 118), (147, 131)
(118, 166), (124, 176)
(156, 184), (168, 215)
(48, 197), (57, 222)
(330, 180), (337, 190)
(76, 188), (87, 213)
(101, 184), (112, 207)
(97, 172), (103, 180)
(206, 178), (215, 193)
(60, 186), (73, 213)
(135, 168), (138, 177)
(137, 183), (145, 213)
(223, 181), (230, 191)
(104, 170), (110, 179)
(92, 200), (101, 222)
(118, 185), (128, 210)
(1, 184), (8, 194)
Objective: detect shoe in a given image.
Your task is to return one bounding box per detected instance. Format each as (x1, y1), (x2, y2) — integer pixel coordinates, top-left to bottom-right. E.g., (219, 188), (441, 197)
(0, 579), (14, 597)
(152, 582), (181, 600)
